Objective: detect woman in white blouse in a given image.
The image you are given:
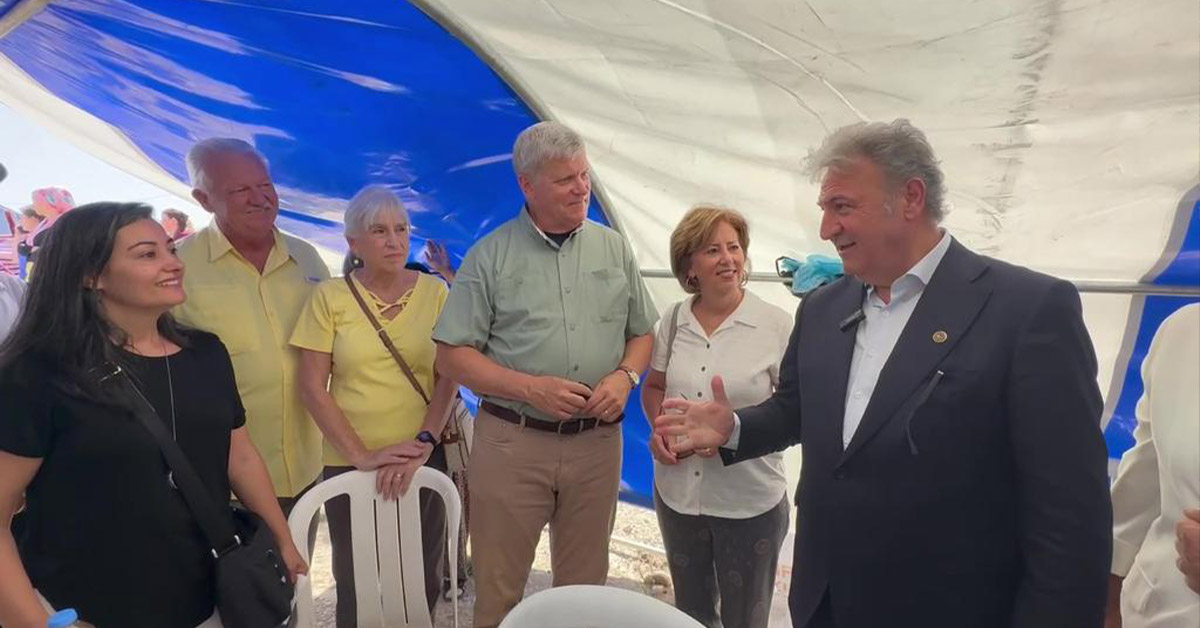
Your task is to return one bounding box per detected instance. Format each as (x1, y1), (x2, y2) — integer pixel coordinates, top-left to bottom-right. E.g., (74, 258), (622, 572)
(1106, 303), (1199, 628)
(642, 206), (793, 628)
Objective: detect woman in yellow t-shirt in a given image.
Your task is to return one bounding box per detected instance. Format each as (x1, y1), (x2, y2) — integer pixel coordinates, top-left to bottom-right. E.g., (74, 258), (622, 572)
(291, 185), (458, 627)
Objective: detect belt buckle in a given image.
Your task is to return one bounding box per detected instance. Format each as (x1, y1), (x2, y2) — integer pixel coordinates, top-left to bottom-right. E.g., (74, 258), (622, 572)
(556, 419), (568, 435)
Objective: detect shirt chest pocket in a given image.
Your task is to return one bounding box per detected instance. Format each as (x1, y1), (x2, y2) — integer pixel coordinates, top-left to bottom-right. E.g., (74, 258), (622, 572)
(185, 286), (262, 355)
(587, 268), (628, 325)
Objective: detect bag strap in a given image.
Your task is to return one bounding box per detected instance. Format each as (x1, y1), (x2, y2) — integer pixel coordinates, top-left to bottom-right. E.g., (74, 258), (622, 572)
(344, 274), (431, 405)
(663, 302), (683, 371)
(111, 367), (242, 557)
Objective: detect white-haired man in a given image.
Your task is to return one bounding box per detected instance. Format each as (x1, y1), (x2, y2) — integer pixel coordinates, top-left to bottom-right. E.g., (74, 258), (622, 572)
(657, 119), (1112, 627)
(434, 121), (658, 627)
(175, 138), (329, 512)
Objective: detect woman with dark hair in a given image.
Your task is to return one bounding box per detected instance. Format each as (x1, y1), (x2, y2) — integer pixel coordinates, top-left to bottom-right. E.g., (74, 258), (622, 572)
(0, 203), (306, 628)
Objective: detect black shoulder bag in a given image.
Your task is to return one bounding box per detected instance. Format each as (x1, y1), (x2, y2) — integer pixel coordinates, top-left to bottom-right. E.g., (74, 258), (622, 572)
(111, 366), (294, 628)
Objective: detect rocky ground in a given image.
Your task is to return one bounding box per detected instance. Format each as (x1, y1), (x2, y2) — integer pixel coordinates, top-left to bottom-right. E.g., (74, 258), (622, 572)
(304, 502), (792, 627)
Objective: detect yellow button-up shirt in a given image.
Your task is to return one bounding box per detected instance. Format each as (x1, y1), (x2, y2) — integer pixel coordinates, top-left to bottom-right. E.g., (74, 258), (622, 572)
(174, 224), (330, 497)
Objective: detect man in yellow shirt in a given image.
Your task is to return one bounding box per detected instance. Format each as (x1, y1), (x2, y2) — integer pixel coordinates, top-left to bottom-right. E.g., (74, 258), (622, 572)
(174, 138), (329, 512)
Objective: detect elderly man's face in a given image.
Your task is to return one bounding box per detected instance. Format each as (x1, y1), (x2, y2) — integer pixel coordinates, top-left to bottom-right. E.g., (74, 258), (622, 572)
(817, 156), (917, 288)
(519, 153), (591, 231)
(192, 151), (279, 242)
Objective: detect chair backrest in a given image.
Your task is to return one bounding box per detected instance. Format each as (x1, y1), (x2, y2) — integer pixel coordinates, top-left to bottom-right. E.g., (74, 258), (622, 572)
(497, 585), (704, 628)
(287, 467), (460, 628)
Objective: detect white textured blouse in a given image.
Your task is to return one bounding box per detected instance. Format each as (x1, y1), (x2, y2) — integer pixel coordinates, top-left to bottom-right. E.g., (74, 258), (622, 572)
(650, 290), (794, 519)
(1110, 304), (1200, 628)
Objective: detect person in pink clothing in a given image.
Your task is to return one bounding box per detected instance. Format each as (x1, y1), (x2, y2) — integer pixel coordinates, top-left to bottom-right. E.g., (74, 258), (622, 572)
(24, 187), (75, 267)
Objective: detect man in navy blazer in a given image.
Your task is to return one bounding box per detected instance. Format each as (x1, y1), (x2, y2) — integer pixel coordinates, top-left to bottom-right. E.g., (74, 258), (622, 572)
(657, 119), (1111, 627)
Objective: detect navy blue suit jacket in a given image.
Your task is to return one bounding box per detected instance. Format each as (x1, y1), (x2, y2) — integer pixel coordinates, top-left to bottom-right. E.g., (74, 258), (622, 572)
(726, 239), (1112, 628)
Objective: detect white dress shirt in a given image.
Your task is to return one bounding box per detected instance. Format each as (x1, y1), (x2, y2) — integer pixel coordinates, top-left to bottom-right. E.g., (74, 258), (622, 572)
(0, 273), (26, 343)
(652, 290), (793, 518)
(1110, 304), (1200, 628)
(840, 231), (951, 447)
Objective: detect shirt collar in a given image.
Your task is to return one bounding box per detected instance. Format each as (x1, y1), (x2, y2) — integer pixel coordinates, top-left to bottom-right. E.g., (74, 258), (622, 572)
(204, 222), (290, 266)
(678, 290), (766, 333)
(867, 229), (952, 305)
(519, 205), (584, 250)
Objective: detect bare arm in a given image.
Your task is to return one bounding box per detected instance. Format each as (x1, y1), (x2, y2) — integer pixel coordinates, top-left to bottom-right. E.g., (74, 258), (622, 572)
(227, 428), (307, 581)
(374, 367), (458, 501)
(296, 349), (416, 470)
(436, 343), (590, 420)
(0, 451), (49, 628)
(435, 343), (536, 401)
(620, 333), (654, 376)
(421, 369), (458, 438)
(641, 368), (666, 421)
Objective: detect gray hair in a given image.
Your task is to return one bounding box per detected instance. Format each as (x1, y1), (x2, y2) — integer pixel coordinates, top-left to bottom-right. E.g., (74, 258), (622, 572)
(512, 121), (586, 176)
(343, 184), (409, 237)
(186, 138), (269, 193)
(806, 119), (947, 222)
(341, 185), (410, 275)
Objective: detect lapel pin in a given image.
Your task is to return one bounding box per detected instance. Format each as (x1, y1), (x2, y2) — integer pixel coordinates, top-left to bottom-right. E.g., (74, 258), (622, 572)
(932, 330), (948, 344)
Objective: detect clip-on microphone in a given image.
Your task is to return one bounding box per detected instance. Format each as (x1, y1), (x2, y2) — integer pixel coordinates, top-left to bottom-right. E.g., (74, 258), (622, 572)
(839, 309), (866, 332)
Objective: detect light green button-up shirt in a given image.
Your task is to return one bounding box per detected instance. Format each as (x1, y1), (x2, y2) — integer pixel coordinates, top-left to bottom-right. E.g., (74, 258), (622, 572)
(433, 208), (658, 421)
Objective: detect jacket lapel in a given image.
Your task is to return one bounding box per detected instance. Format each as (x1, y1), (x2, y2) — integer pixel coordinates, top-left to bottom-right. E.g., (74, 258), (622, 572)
(837, 240), (992, 466)
(811, 279), (866, 451)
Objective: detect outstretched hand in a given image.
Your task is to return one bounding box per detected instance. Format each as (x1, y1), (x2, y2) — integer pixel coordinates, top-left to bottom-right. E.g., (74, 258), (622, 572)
(655, 376), (736, 453)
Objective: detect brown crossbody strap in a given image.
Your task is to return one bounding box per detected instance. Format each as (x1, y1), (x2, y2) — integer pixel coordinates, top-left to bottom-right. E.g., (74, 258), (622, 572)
(344, 274), (431, 405)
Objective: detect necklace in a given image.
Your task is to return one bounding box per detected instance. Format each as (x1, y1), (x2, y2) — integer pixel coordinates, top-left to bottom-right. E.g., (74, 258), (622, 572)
(164, 341), (177, 441)
(124, 336), (180, 488)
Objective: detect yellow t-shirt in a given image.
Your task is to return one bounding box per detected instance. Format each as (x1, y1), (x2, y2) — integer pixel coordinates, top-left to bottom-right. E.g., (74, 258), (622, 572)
(174, 225), (329, 497)
(289, 272), (448, 467)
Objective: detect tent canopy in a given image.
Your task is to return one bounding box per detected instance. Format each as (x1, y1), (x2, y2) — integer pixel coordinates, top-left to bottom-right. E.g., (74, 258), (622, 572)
(1, 0), (1196, 504)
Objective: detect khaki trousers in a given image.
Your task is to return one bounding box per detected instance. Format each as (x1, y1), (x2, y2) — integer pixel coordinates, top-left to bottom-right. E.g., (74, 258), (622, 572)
(469, 410), (623, 628)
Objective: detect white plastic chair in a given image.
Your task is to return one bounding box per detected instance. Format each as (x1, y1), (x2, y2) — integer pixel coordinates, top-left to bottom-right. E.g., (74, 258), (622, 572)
(497, 584), (704, 628)
(287, 467), (460, 628)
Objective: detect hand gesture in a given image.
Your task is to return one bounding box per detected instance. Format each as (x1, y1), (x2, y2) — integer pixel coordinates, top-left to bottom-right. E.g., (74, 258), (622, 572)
(1178, 508), (1200, 594)
(581, 371), (632, 422)
(421, 240), (456, 281)
(527, 376), (592, 420)
(655, 376), (735, 453)
(375, 440), (434, 500)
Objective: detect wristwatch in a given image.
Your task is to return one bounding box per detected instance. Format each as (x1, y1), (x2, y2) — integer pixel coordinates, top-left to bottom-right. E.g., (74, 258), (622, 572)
(617, 366), (641, 388)
(416, 430), (439, 446)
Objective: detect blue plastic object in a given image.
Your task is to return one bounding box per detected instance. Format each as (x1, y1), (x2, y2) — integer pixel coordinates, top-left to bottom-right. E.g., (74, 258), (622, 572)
(47, 609), (78, 628)
(778, 253), (844, 295)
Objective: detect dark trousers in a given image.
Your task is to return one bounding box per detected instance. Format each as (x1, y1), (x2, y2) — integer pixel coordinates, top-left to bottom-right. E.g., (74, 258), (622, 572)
(655, 490), (790, 628)
(324, 446), (448, 628)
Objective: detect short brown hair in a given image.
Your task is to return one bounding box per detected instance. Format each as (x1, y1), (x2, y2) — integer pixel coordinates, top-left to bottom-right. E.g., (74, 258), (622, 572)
(669, 205), (751, 294)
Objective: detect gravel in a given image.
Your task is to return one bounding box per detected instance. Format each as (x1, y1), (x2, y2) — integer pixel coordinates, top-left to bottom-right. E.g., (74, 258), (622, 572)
(304, 501), (792, 626)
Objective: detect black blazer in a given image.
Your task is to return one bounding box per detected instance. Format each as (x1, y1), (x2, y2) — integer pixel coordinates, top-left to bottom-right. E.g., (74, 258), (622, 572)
(727, 239), (1111, 628)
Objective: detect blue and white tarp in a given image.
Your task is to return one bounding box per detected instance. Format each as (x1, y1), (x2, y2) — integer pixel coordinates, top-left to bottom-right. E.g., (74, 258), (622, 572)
(0, 0), (1196, 506)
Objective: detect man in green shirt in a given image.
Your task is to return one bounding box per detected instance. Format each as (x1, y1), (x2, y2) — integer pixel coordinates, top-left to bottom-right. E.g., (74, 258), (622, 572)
(434, 121), (657, 627)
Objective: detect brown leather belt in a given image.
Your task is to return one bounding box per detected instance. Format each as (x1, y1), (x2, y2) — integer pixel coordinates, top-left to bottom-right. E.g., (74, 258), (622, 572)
(481, 401), (623, 435)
